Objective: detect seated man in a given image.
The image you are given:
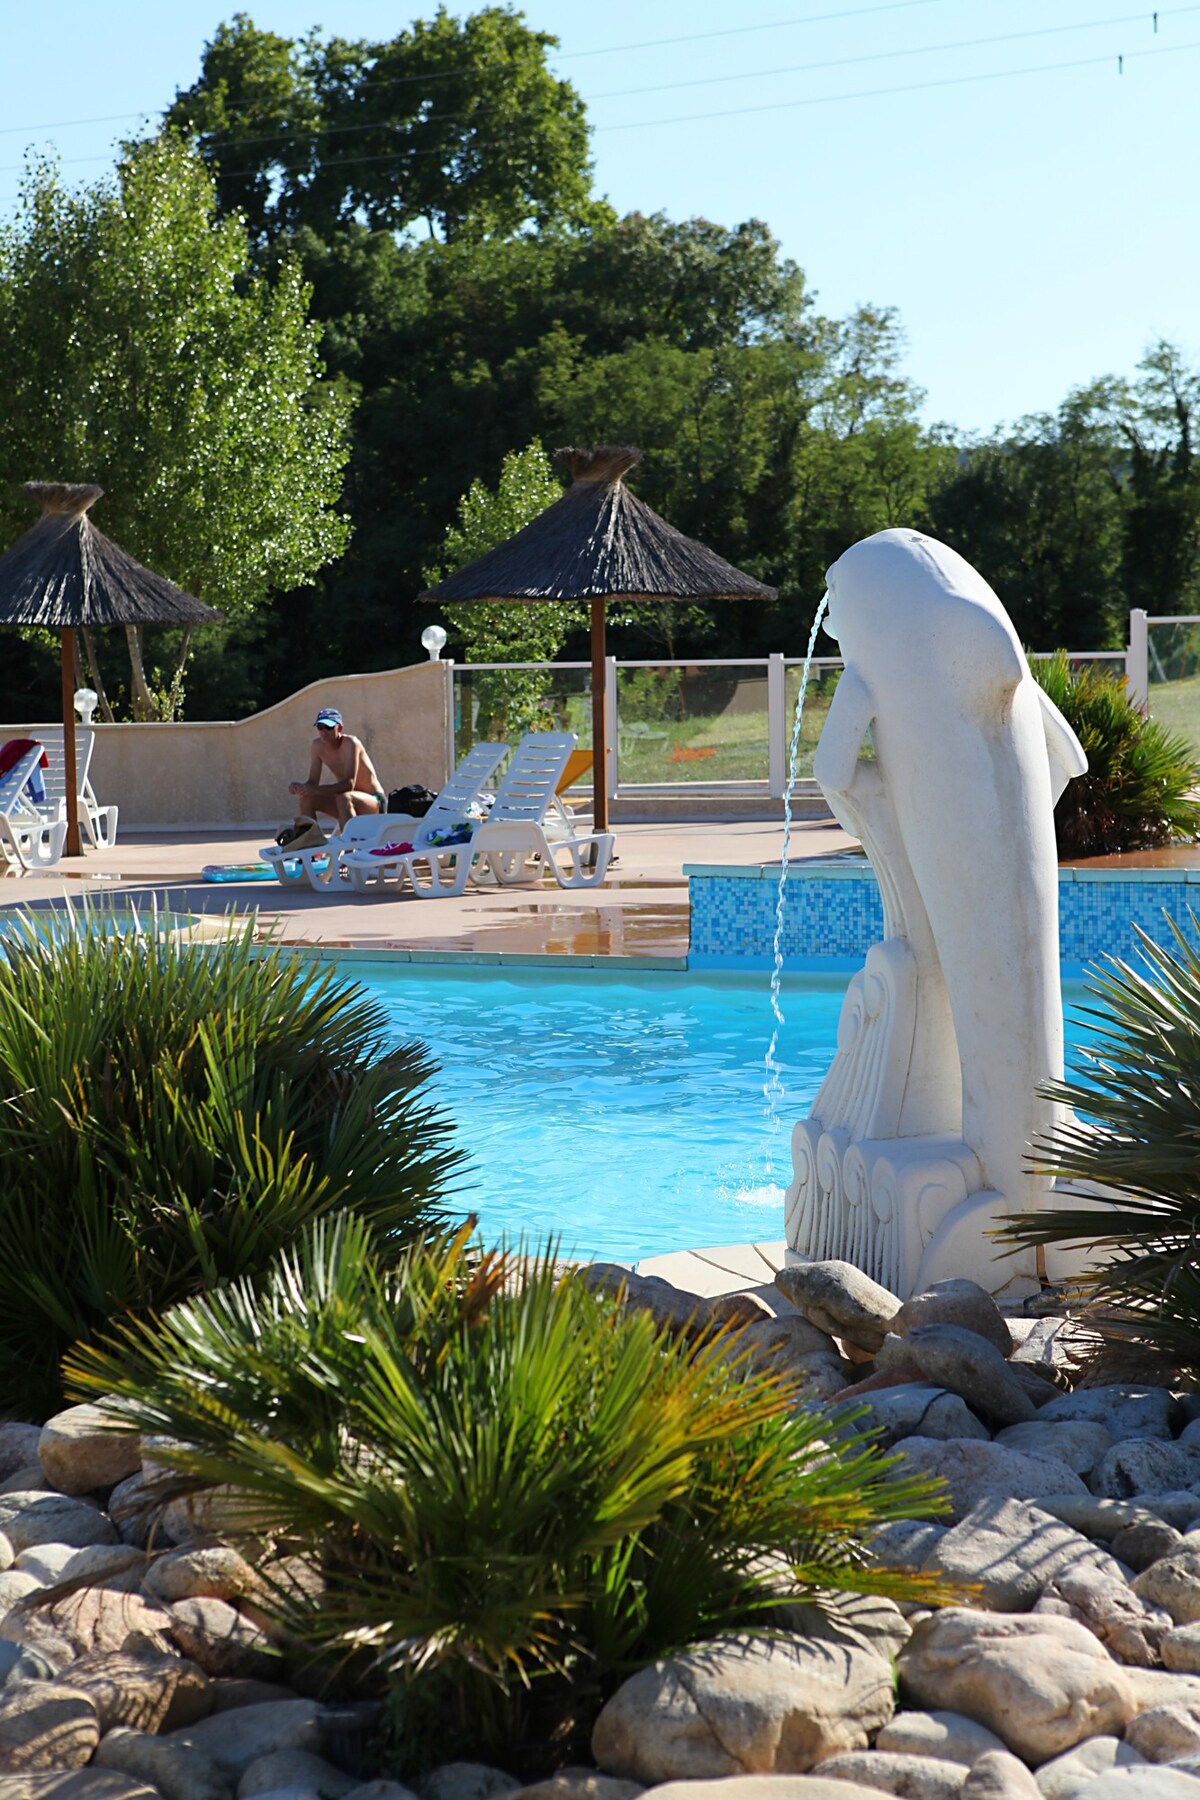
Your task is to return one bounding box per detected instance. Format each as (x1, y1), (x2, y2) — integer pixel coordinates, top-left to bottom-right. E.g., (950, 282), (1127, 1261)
(288, 708), (386, 826)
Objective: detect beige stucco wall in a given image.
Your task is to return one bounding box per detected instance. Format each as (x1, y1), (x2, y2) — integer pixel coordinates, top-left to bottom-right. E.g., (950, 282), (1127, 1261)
(3, 661), (453, 829)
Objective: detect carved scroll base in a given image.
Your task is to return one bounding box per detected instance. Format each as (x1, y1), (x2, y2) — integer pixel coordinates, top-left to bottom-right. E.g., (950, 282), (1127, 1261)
(784, 933), (1046, 1299)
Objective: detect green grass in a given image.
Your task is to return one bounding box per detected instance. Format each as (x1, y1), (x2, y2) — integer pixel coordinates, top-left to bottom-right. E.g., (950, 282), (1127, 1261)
(1149, 673), (1200, 760)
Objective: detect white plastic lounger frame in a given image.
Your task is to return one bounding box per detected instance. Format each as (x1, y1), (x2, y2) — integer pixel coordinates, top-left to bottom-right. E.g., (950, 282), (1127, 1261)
(24, 727), (118, 848)
(260, 810), (422, 888)
(0, 748), (68, 873)
(470, 735), (614, 890)
(369, 732), (614, 899)
(342, 740), (509, 894)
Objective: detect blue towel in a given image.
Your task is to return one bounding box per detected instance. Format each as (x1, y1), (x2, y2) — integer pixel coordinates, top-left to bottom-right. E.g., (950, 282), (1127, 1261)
(24, 765), (45, 805)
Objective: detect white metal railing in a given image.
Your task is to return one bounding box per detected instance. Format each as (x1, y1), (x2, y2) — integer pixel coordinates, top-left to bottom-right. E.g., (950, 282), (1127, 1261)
(445, 627), (1143, 796)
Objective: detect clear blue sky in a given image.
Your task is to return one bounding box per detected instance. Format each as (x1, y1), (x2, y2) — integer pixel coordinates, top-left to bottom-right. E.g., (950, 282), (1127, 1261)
(2, 0), (1196, 437)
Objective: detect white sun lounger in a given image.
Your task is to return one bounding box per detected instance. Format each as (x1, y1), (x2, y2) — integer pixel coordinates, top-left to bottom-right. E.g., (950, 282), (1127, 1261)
(259, 809), (426, 889)
(0, 747), (68, 873)
(350, 732), (614, 898)
(23, 727), (118, 848)
(341, 740), (509, 894)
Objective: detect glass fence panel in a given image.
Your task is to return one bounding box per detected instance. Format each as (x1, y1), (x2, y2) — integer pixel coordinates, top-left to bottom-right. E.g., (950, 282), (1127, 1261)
(454, 666), (594, 790)
(784, 660), (843, 780)
(615, 665), (770, 784)
(1146, 620), (1200, 759)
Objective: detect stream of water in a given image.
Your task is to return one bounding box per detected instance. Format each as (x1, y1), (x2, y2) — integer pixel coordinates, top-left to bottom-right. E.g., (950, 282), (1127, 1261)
(761, 592), (831, 1182)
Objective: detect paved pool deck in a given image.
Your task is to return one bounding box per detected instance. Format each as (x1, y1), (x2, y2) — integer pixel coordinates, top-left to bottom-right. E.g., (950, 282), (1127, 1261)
(0, 817), (854, 964)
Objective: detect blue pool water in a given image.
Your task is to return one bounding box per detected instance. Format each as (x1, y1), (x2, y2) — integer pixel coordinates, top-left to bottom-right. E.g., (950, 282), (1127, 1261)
(361, 963), (1100, 1266)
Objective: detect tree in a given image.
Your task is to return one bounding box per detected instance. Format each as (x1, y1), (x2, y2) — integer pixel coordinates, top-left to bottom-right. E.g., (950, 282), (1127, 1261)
(425, 441), (584, 737)
(0, 135), (355, 717)
(924, 396), (1126, 650)
(168, 8), (596, 245)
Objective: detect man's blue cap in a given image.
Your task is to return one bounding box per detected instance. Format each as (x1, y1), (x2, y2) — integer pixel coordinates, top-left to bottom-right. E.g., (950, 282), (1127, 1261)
(314, 708), (343, 729)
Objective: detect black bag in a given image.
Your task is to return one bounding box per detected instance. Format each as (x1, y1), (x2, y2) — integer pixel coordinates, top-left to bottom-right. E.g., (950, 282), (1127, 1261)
(387, 783), (437, 817)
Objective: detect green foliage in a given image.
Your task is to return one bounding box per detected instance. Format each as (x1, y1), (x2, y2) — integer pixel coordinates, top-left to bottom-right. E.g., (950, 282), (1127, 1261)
(168, 9), (596, 244)
(0, 907), (458, 1419)
(0, 133), (355, 716)
(1032, 652), (1200, 857)
(69, 1220), (950, 1770)
(998, 922), (1200, 1383)
(426, 441), (585, 738)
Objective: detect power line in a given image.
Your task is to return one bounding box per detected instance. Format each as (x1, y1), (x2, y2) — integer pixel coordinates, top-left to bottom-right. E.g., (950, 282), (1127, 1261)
(597, 33), (1200, 132)
(0, 23), (1193, 196)
(0, 0), (974, 138)
(0, 4), (1187, 174)
(587, 7), (1200, 101)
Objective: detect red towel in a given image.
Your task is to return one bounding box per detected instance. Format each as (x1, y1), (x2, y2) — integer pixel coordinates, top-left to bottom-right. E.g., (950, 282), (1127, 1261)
(0, 738), (48, 778)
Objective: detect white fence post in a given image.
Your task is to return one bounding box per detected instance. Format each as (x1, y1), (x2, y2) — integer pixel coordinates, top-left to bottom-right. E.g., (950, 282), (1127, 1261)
(441, 659), (456, 781)
(1127, 609), (1149, 712)
(605, 655), (619, 798)
(767, 653), (786, 799)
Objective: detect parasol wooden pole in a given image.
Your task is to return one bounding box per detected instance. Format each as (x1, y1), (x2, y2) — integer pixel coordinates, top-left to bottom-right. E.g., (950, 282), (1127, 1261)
(60, 628), (82, 857)
(590, 596), (608, 834)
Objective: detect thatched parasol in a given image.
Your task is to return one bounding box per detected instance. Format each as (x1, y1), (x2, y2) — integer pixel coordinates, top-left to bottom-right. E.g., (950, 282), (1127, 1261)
(422, 446), (776, 832)
(0, 483), (221, 854)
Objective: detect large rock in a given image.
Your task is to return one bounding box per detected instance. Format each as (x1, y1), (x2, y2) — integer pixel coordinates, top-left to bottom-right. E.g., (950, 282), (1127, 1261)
(887, 1439), (1087, 1524)
(0, 1777), (162, 1798)
(1111, 1518), (1184, 1573)
(240, 1747), (359, 1795)
(874, 1710), (1006, 1766)
(606, 1781), (885, 1800)
(992, 1421), (1114, 1479)
(1009, 1319), (1099, 1382)
(809, 1749), (966, 1795)
(505, 1772), (641, 1800)
(15, 1543), (145, 1591)
(1034, 1738), (1146, 1799)
(865, 1521), (949, 1573)
(1164, 1622), (1200, 1673)
(0, 1426), (45, 1483)
(1123, 1697), (1200, 1761)
(0, 1494), (117, 1553)
(1091, 1439), (1200, 1500)
(773, 1262), (899, 1353)
(1133, 1542), (1200, 1624)
(592, 1621), (897, 1781)
(857, 1386), (989, 1448)
(419, 1766), (521, 1800)
(901, 1326), (1035, 1426)
(168, 1599), (282, 1679)
(897, 1607), (1137, 1762)
(62, 1647), (212, 1732)
(2, 1587), (175, 1659)
(1076, 1772), (1200, 1798)
(93, 1726), (230, 1800)
(921, 1499), (1125, 1612)
(961, 1754), (1041, 1799)
(0, 1683), (100, 1771)
(37, 1407), (142, 1497)
(145, 1546), (262, 1606)
(890, 1280), (1012, 1358)
(1035, 1386), (1181, 1442)
(165, 1699), (329, 1782)
(1033, 1563), (1170, 1665)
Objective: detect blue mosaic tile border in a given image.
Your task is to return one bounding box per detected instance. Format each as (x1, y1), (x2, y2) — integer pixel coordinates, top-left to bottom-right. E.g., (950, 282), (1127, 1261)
(687, 863), (1200, 968)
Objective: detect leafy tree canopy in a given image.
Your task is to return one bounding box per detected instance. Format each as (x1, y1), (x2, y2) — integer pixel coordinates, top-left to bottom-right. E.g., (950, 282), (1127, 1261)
(0, 134), (355, 717)
(167, 8), (597, 245)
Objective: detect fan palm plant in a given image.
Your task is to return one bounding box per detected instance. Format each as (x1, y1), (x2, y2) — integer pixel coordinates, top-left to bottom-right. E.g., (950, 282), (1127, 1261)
(1033, 652), (1200, 857)
(68, 1217), (951, 1773)
(998, 919), (1200, 1380)
(0, 904), (459, 1418)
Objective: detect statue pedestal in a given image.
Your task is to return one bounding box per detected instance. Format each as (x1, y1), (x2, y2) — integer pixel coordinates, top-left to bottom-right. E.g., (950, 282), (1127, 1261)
(783, 936), (1041, 1299)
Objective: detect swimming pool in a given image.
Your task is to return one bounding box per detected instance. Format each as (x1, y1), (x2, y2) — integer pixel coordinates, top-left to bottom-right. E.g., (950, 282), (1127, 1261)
(360, 963), (1098, 1266)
